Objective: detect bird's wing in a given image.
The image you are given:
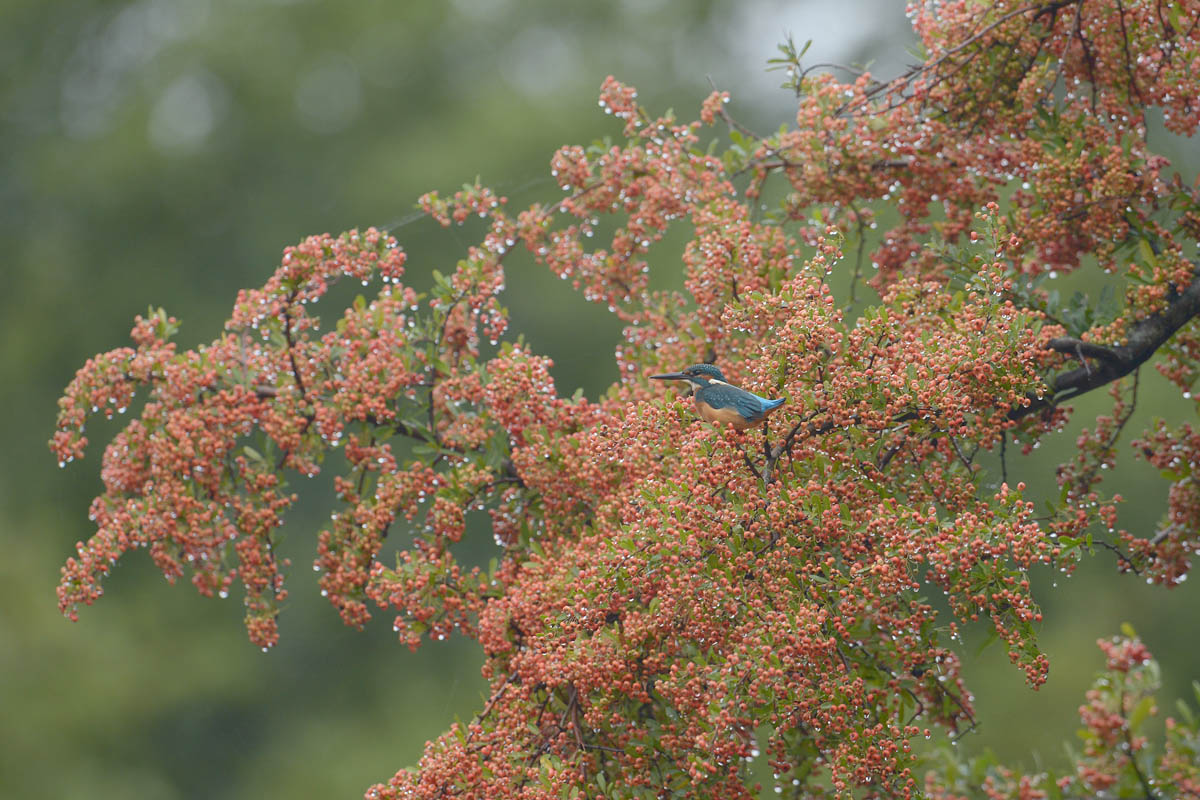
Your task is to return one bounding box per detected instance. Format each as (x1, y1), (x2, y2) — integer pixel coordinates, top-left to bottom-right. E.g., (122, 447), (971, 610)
(701, 384), (771, 420)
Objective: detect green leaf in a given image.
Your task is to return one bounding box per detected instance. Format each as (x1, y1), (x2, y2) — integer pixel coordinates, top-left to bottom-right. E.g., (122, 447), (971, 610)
(974, 627), (1001, 656)
(147, 306), (180, 340)
(1129, 695), (1155, 732)
(1137, 237), (1158, 267)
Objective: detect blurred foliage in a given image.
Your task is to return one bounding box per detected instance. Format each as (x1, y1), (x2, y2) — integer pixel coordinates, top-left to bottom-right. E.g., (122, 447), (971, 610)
(928, 632), (1200, 798)
(2, 1), (1198, 798)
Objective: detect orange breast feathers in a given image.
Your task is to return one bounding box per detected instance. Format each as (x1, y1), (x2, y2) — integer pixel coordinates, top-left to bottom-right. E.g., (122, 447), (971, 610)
(694, 397), (759, 430)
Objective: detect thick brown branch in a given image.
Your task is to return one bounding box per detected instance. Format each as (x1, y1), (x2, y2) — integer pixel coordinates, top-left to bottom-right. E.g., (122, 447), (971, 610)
(1013, 264), (1200, 420)
(1046, 336), (1120, 364)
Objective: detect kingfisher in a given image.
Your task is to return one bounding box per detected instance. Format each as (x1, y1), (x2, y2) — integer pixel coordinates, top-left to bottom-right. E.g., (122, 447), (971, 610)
(650, 364), (785, 431)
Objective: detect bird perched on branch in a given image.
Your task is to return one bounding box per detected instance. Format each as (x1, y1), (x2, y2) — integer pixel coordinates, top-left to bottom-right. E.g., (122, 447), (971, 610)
(651, 364), (785, 431)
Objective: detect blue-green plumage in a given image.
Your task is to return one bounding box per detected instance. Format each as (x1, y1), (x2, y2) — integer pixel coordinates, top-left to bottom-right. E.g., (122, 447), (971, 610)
(650, 364), (785, 430)
(698, 382), (785, 421)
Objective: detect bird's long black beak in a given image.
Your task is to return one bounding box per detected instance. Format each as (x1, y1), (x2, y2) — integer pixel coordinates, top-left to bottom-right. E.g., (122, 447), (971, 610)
(649, 372), (689, 381)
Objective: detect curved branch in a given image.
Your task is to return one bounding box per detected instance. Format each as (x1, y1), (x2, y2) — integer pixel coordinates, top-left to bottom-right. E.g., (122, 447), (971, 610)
(1012, 263), (1200, 420)
(1045, 337), (1120, 364)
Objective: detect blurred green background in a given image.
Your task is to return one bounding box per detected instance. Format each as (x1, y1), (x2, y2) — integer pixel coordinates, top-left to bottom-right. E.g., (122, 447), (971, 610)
(3, 1), (1197, 797)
